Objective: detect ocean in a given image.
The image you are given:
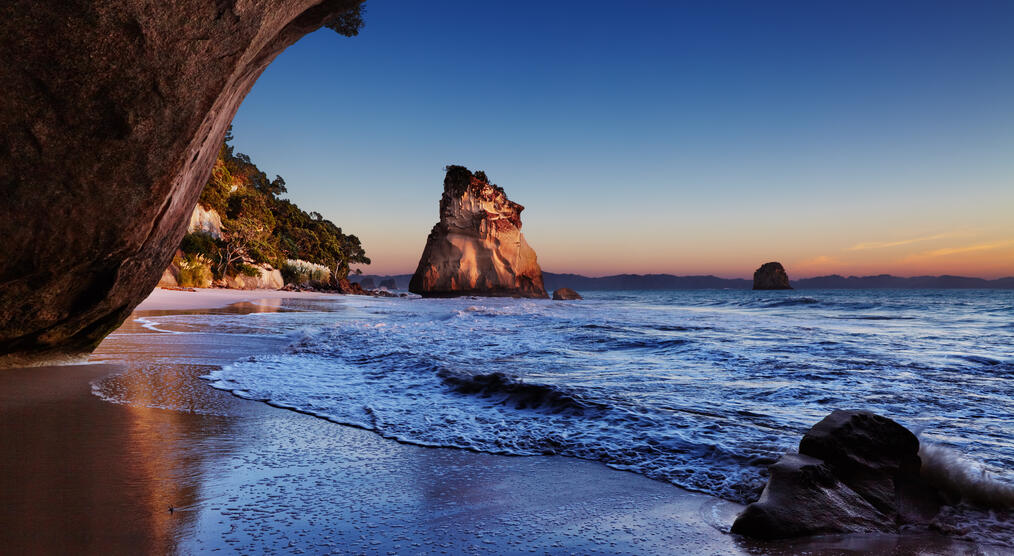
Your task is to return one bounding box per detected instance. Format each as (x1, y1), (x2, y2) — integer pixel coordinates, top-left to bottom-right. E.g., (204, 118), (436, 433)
(125, 289), (1014, 504)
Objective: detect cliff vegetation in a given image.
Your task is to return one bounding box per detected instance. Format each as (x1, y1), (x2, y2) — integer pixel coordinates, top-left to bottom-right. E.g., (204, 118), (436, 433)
(172, 129), (369, 287)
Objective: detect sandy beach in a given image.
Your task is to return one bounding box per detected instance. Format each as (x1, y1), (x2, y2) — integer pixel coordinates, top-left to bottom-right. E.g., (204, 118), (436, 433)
(0, 288), (994, 554)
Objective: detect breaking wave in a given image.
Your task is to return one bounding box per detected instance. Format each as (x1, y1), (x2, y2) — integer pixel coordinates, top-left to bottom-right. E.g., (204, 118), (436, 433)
(201, 289), (1014, 507)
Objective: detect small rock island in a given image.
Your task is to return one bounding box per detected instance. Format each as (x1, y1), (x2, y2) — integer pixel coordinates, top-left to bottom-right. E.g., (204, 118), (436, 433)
(753, 261), (793, 290)
(409, 166), (548, 298)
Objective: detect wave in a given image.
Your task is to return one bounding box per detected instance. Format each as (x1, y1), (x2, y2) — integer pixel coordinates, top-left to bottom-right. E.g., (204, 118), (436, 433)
(920, 443), (1014, 509)
(437, 370), (606, 414)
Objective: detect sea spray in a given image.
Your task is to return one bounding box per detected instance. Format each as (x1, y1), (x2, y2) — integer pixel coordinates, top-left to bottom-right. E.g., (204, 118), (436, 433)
(920, 442), (1014, 509)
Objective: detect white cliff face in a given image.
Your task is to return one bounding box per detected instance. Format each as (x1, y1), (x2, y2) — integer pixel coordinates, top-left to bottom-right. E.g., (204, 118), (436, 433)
(188, 204), (223, 238)
(409, 167), (548, 298)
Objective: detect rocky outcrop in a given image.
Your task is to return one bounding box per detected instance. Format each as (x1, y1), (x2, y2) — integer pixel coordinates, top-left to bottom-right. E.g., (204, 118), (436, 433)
(188, 204), (223, 239)
(0, 1), (364, 366)
(379, 278), (397, 290)
(222, 264), (284, 290)
(409, 166), (548, 299)
(753, 262), (792, 290)
(731, 410), (942, 539)
(552, 288), (582, 300)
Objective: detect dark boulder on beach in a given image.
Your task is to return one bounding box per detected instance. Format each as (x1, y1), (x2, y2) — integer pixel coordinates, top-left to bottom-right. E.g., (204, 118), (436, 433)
(731, 410), (942, 539)
(753, 262), (792, 290)
(552, 288), (583, 300)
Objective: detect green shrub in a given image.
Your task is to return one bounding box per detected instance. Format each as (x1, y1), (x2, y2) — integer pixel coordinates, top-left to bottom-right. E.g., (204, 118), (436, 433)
(238, 263), (261, 277)
(177, 254), (213, 288)
(180, 231), (220, 258)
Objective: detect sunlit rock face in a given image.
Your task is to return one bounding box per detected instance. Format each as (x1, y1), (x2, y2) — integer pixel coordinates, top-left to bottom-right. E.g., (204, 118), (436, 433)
(0, 0), (362, 366)
(410, 166), (548, 299)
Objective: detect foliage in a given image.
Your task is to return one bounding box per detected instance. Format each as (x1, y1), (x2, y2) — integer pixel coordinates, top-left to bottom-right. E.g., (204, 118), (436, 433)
(282, 259), (331, 285)
(180, 231), (220, 259)
(176, 253), (213, 288)
(324, 2), (366, 37)
(238, 263), (262, 278)
(179, 128), (370, 285)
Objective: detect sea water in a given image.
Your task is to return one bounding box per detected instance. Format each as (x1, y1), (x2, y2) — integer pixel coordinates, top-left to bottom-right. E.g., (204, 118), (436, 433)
(160, 290), (1009, 504)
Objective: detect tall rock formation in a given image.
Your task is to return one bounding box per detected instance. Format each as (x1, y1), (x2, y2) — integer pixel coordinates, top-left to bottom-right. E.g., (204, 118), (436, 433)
(409, 166), (548, 298)
(0, 0), (363, 366)
(753, 262), (793, 290)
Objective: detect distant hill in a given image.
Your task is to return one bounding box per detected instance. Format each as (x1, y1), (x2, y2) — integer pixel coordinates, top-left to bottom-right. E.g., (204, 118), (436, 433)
(792, 274), (1014, 289)
(353, 272), (1014, 291)
(542, 273), (751, 290)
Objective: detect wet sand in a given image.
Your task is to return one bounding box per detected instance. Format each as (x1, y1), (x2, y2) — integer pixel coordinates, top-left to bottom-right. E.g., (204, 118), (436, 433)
(0, 288), (994, 554)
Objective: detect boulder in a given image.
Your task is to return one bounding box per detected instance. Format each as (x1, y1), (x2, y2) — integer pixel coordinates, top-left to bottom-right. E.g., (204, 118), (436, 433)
(552, 288), (583, 300)
(731, 410), (941, 539)
(753, 262), (792, 290)
(409, 166), (548, 298)
(0, 0), (364, 366)
(223, 265), (284, 290)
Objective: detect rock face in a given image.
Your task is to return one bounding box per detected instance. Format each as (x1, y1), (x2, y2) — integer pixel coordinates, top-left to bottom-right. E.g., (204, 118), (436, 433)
(188, 204), (224, 239)
(0, 0), (363, 366)
(731, 410), (941, 539)
(409, 166), (548, 299)
(552, 288), (583, 300)
(753, 262), (792, 290)
(223, 265), (284, 290)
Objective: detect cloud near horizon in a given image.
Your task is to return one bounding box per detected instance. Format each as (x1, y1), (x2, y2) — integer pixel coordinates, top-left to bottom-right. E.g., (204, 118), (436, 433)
(907, 239), (1014, 260)
(847, 231), (972, 251)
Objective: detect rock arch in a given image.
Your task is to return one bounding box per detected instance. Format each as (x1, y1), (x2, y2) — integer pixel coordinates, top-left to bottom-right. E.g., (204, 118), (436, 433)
(0, 0), (363, 366)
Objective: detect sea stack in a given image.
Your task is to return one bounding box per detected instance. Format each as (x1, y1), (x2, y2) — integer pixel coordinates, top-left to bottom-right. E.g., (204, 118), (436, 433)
(409, 166), (548, 298)
(753, 262), (792, 290)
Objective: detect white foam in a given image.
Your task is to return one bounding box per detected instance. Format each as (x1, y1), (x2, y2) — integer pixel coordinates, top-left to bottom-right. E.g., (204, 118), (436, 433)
(920, 442), (1014, 509)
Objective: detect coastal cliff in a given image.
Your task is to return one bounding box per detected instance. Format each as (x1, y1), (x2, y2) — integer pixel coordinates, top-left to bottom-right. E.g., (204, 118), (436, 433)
(409, 166), (548, 298)
(0, 0), (365, 365)
(158, 132), (368, 292)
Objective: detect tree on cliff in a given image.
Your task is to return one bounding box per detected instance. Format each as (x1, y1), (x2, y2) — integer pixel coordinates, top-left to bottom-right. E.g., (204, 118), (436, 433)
(324, 2), (366, 36)
(181, 131), (370, 284)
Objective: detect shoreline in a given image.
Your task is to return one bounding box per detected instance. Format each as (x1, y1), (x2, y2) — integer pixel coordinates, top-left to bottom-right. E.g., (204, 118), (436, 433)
(1, 289), (997, 554)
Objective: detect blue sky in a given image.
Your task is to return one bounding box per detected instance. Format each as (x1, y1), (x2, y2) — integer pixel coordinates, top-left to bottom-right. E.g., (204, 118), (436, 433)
(230, 0), (1014, 277)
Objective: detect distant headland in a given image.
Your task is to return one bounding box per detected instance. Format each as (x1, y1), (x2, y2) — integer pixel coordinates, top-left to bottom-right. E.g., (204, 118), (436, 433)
(356, 272), (1014, 291)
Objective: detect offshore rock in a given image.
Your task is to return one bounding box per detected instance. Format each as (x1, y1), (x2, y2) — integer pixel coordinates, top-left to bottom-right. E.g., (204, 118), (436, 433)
(0, 0), (363, 366)
(753, 262), (793, 290)
(732, 410), (942, 539)
(409, 166), (548, 298)
(552, 288), (583, 300)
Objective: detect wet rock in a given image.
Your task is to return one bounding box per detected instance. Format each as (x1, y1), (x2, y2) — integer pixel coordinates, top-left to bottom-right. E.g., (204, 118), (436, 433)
(409, 166), (548, 298)
(552, 288), (582, 300)
(0, 0), (364, 366)
(753, 262), (792, 290)
(731, 410), (942, 539)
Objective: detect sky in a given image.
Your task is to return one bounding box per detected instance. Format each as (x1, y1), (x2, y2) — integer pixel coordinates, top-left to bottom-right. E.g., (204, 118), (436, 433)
(230, 0), (1014, 278)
